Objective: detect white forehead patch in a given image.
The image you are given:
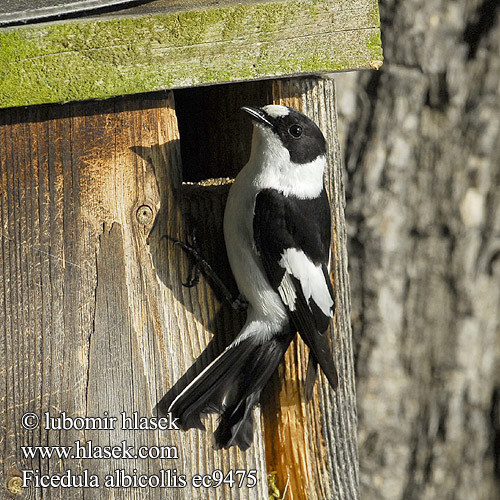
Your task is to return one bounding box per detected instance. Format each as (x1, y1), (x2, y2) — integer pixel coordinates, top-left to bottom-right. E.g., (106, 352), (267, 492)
(262, 105), (290, 118)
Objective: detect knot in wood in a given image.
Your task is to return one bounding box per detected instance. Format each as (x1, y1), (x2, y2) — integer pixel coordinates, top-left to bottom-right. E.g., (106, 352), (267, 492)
(7, 476), (23, 495)
(136, 204), (153, 225)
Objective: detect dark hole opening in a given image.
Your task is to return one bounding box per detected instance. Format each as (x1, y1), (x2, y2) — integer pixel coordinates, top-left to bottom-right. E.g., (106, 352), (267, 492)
(174, 80), (274, 182)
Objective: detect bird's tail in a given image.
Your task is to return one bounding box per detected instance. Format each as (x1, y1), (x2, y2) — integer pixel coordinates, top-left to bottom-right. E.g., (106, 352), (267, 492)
(168, 332), (292, 450)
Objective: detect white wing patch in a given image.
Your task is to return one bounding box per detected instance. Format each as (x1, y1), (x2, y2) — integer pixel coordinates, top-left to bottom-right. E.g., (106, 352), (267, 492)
(277, 273), (297, 311)
(278, 248), (333, 316)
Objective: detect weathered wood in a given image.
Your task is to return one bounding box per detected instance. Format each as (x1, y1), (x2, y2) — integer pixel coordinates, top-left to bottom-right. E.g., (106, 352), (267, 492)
(0, 76), (358, 499)
(334, 0), (500, 498)
(0, 93), (267, 499)
(260, 78), (359, 500)
(0, 0), (382, 108)
(171, 77), (359, 500)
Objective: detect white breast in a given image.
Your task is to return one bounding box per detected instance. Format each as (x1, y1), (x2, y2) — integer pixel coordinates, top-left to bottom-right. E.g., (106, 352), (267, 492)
(223, 164), (287, 331)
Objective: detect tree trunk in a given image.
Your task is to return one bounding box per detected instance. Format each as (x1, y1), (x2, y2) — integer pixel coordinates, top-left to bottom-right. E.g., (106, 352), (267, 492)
(334, 0), (500, 498)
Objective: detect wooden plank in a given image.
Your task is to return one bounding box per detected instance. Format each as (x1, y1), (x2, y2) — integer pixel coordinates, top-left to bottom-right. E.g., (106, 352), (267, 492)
(0, 93), (268, 499)
(166, 77), (359, 500)
(259, 77), (359, 500)
(0, 0), (382, 108)
(0, 76), (358, 499)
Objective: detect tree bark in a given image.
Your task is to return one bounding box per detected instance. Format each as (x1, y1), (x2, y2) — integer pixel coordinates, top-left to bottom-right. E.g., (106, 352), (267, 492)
(334, 0), (500, 498)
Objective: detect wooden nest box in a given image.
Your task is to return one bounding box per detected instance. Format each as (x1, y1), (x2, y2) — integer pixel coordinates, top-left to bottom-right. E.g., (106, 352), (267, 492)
(0, 1), (382, 499)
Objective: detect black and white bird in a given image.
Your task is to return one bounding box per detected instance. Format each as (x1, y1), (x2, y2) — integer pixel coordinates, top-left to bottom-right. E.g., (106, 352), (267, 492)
(168, 104), (337, 450)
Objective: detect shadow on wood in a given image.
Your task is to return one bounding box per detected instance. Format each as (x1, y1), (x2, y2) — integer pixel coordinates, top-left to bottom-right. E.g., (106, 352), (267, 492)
(0, 76), (358, 500)
(130, 142), (245, 413)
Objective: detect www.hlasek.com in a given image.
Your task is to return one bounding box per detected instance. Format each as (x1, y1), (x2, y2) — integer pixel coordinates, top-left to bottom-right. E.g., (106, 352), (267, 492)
(21, 439), (179, 460)
(19, 411), (258, 489)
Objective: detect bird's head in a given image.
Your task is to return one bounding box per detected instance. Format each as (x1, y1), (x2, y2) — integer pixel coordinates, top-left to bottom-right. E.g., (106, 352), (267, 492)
(241, 104), (327, 165)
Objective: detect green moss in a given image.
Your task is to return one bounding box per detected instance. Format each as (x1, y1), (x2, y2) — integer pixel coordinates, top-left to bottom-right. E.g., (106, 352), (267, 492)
(366, 31), (384, 64)
(367, 31), (381, 50)
(369, 0), (382, 26)
(268, 471), (281, 499)
(365, 0), (383, 68)
(0, 0), (383, 108)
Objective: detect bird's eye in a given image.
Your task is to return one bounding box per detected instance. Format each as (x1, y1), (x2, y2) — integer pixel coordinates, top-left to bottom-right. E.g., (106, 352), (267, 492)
(288, 124), (303, 138)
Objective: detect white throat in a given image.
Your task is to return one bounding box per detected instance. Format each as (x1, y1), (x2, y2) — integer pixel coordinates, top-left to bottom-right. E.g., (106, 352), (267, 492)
(245, 125), (326, 199)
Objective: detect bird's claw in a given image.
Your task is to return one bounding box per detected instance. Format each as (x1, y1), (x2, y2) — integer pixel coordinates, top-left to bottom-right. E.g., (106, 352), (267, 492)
(182, 268), (201, 288)
(166, 228), (246, 311)
(173, 241), (202, 288)
(231, 296), (248, 312)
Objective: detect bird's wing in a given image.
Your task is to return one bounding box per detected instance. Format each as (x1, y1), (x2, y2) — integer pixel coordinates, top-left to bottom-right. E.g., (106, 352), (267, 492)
(253, 188), (337, 390)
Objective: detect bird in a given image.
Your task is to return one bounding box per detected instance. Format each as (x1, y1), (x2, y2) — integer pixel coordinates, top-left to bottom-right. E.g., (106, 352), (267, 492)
(168, 104), (337, 450)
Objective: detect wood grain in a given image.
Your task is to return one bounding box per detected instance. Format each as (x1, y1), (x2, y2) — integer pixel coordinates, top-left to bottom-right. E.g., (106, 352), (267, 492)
(0, 76), (359, 499)
(260, 78), (359, 500)
(170, 77), (360, 500)
(0, 93), (267, 499)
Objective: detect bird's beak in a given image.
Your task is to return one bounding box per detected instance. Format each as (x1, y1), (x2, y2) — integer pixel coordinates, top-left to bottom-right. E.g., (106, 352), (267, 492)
(241, 106), (274, 128)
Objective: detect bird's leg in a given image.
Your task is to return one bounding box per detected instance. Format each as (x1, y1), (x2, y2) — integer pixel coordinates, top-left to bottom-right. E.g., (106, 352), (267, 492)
(172, 228), (202, 288)
(165, 226), (248, 312)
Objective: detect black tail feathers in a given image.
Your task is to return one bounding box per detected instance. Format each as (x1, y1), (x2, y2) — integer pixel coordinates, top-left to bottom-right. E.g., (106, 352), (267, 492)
(168, 333), (292, 450)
